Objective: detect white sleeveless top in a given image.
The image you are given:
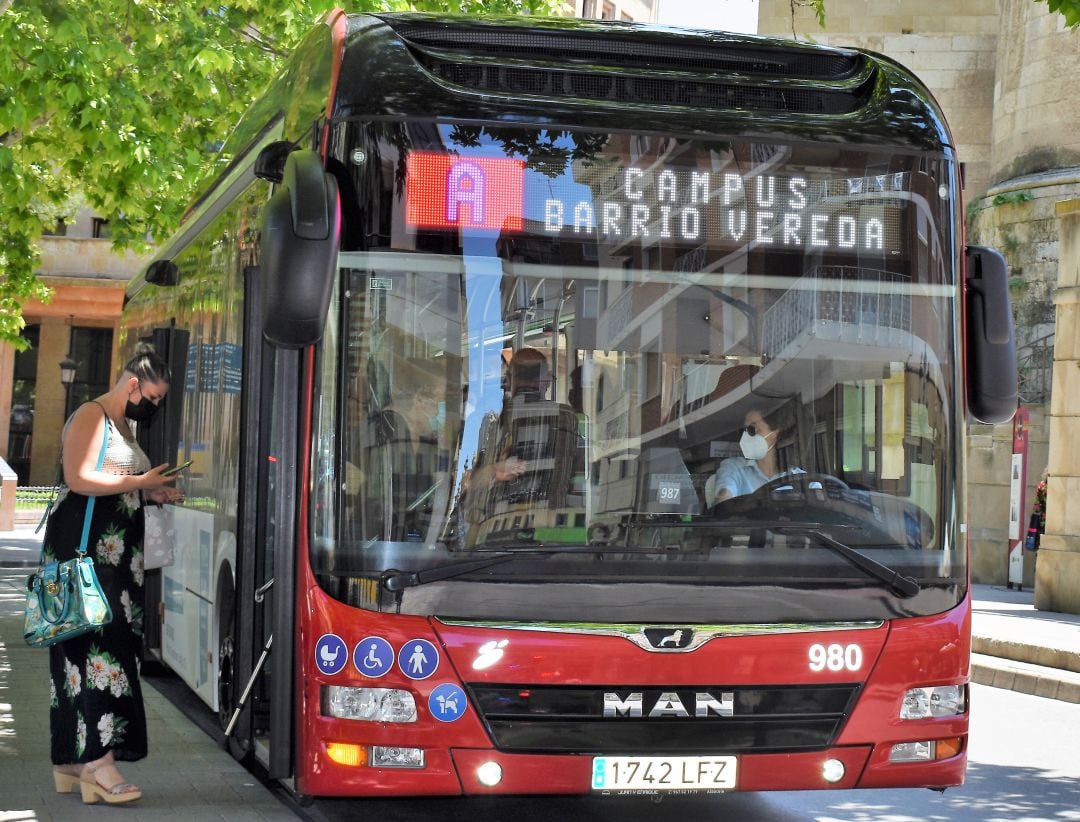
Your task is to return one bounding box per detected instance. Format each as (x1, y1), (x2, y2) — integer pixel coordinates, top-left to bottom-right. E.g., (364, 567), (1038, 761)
(99, 417), (152, 477)
(56, 405), (151, 505)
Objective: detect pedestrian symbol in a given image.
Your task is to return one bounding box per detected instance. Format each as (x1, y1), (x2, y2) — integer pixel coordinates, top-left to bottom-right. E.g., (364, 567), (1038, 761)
(398, 638), (439, 680)
(314, 634), (348, 675)
(353, 636), (394, 678)
(429, 683), (468, 722)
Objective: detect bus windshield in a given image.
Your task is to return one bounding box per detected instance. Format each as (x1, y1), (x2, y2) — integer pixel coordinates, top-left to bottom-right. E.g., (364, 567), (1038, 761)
(310, 121), (962, 624)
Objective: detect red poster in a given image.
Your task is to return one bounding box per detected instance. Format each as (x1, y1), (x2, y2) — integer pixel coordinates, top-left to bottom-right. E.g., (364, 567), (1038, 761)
(1007, 406), (1029, 587)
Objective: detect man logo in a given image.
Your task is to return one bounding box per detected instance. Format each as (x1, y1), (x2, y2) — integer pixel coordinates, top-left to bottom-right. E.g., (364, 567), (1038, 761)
(642, 627), (695, 650)
(602, 691), (735, 718)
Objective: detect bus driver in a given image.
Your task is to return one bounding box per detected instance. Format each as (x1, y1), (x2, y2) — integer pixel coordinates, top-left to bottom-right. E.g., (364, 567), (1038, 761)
(705, 406), (805, 507)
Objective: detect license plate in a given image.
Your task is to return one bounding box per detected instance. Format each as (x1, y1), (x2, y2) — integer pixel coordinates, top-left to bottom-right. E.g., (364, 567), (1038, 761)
(591, 756), (737, 792)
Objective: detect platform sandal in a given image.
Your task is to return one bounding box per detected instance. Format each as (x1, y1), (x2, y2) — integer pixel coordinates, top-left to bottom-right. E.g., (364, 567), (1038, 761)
(79, 760), (142, 805)
(52, 765), (82, 794)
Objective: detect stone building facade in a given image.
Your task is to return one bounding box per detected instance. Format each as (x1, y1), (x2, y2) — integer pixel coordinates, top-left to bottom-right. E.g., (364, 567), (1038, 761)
(0, 211), (139, 488)
(1039, 200), (1080, 612)
(566, 0), (657, 22)
(758, 0), (1080, 605)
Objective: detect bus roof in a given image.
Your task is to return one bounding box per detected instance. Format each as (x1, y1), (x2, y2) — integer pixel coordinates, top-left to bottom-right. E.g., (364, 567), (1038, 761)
(334, 12), (953, 153)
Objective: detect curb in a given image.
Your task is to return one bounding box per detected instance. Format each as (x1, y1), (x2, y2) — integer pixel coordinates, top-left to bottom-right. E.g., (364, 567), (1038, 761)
(971, 652), (1080, 703)
(972, 635), (1080, 675)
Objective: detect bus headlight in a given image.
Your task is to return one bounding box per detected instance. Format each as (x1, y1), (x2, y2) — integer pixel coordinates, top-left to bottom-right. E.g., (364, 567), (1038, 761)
(899, 685), (966, 719)
(323, 686), (417, 722)
(371, 746), (425, 768)
(890, 737), (963, 762)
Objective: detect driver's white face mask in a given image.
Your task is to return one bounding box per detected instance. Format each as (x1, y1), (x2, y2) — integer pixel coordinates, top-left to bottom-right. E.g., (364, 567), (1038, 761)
(740, 428), (771, 461)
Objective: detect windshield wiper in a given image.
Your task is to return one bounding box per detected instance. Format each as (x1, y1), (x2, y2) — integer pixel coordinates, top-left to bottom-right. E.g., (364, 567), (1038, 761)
(783, 528), (921, 598)
(381, 555), (519, 594)
(382, 543), (687, 597)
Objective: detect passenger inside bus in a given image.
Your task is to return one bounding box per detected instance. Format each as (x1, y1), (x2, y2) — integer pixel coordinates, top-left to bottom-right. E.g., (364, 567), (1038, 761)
(365, 357), (446, 539)
(704, 405), (807, 507)
(460, 347), (581, 546)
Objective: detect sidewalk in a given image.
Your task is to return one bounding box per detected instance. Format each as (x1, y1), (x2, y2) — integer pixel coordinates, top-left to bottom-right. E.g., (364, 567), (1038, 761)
(970, 583), (1080, 703)
(3, 533), (1079, 817)
(0, 528), (294, 818)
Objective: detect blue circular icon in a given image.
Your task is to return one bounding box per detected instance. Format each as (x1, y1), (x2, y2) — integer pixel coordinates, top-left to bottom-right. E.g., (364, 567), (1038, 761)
(429, 683), (468, 722)
(353, 636), (394, 678)
(314, 633), (348, 675)
(398, 638), (439, 680)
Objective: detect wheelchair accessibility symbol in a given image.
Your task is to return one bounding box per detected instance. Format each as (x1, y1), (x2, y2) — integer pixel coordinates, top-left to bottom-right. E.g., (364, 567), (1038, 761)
(429, 683), (468, 722)
(353, 636), (394, 678)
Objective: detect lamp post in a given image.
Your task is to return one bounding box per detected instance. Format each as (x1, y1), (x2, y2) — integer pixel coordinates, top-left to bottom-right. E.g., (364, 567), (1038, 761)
(59, 356), (77, 418)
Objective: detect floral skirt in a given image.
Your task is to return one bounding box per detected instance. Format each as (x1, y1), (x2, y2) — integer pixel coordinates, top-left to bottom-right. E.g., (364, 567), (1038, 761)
(45, 489), (147, 764)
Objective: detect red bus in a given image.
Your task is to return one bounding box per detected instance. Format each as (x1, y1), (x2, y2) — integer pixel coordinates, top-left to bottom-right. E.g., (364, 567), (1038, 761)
(123, 10), (1017, 800)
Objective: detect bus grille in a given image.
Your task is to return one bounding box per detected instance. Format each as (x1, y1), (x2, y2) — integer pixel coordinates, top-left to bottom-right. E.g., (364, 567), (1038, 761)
(467, 683), (861, 754)
(378, 17), (873, 115)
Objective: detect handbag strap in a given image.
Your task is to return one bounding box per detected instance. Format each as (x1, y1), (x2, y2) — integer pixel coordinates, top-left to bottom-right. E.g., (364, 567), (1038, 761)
(76, 405), (111, 559)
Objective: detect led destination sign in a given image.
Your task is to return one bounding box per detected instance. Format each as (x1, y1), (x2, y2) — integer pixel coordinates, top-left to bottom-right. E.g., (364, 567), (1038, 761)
(406, 151), (906, 253)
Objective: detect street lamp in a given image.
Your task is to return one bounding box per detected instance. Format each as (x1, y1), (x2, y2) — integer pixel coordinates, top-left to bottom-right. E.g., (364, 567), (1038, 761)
(59, 356), (77, 388)
(59, 355), (77, 418)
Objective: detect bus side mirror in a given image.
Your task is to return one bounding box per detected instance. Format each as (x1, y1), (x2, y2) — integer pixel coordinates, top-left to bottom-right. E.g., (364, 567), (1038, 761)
(145, 259), (179, 287)
(965, 245), (1018, 424)
(260, 149), (341, 348)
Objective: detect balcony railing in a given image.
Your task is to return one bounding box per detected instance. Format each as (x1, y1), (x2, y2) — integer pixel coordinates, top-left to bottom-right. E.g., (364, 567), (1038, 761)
(763, 266), (912, 358)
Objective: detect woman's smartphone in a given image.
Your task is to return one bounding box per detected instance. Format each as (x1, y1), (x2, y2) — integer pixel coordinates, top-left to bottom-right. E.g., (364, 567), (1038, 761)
(162, 459), (194, 477)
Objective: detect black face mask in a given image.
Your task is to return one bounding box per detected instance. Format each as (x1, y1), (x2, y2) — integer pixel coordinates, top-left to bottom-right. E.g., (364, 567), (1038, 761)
(126, 386), (160, 423)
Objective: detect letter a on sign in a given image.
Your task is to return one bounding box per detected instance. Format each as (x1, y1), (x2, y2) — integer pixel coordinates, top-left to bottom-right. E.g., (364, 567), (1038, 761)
(446, 161), (487, 225)
(406, 152), (525, 232)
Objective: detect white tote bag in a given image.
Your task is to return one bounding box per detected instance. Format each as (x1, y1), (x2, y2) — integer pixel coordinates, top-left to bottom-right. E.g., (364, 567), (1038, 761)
(143, 504), (176, 570)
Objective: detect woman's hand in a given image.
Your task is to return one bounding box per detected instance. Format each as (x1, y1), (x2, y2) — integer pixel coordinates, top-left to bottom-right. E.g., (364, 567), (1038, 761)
(147, 485), (184, 505)
(138, 463), (178, 492)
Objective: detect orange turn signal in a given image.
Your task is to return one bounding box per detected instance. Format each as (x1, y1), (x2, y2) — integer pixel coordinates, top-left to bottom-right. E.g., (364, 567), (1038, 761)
(934, 737), (963, 759)
(326, 742), (367, 767)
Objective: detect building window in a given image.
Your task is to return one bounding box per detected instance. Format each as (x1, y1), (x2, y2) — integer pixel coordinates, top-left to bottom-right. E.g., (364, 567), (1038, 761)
(65, 327), (114, 419)
(601, 1), (615, 19)
(621, 12), (633, 21)
(92, 218), (111, 239)
(582, 0), (597, 16)
(41, 219), (68, 237)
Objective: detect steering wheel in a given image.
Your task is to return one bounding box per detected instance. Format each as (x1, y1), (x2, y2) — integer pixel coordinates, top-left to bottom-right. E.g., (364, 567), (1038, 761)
(753, 472), (850, 498)
(707, 471), (847, 517)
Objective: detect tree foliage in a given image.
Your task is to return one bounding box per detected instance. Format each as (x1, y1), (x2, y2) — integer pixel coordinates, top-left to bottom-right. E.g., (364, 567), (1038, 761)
(1038, 0), (1080, 27)
(0, 0), (559, 347)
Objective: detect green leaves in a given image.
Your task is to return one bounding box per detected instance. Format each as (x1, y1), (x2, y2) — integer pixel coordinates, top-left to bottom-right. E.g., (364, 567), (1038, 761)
(0, 0), (559, 346)
(1039, 0), (1080, 28)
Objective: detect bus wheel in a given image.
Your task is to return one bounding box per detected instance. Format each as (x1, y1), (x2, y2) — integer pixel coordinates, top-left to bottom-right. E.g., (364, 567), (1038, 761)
(218, 632), (236, 730)
(219, 631), (250, 759)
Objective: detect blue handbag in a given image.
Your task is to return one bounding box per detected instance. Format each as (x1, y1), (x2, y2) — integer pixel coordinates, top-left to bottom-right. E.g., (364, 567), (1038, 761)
(23, 420), (113, 648)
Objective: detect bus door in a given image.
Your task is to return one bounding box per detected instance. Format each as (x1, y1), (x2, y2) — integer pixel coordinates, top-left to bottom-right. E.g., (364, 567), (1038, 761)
(229, 266), (299, 783)
(254, 343), (301, 781)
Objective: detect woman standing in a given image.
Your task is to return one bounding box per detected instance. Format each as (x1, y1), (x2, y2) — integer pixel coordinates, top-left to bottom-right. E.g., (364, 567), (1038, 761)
(46, 345), (182, 804)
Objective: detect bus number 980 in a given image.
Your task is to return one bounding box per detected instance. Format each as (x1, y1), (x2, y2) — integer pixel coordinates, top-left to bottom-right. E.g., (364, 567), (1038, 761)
(808, 643), (863, 672)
